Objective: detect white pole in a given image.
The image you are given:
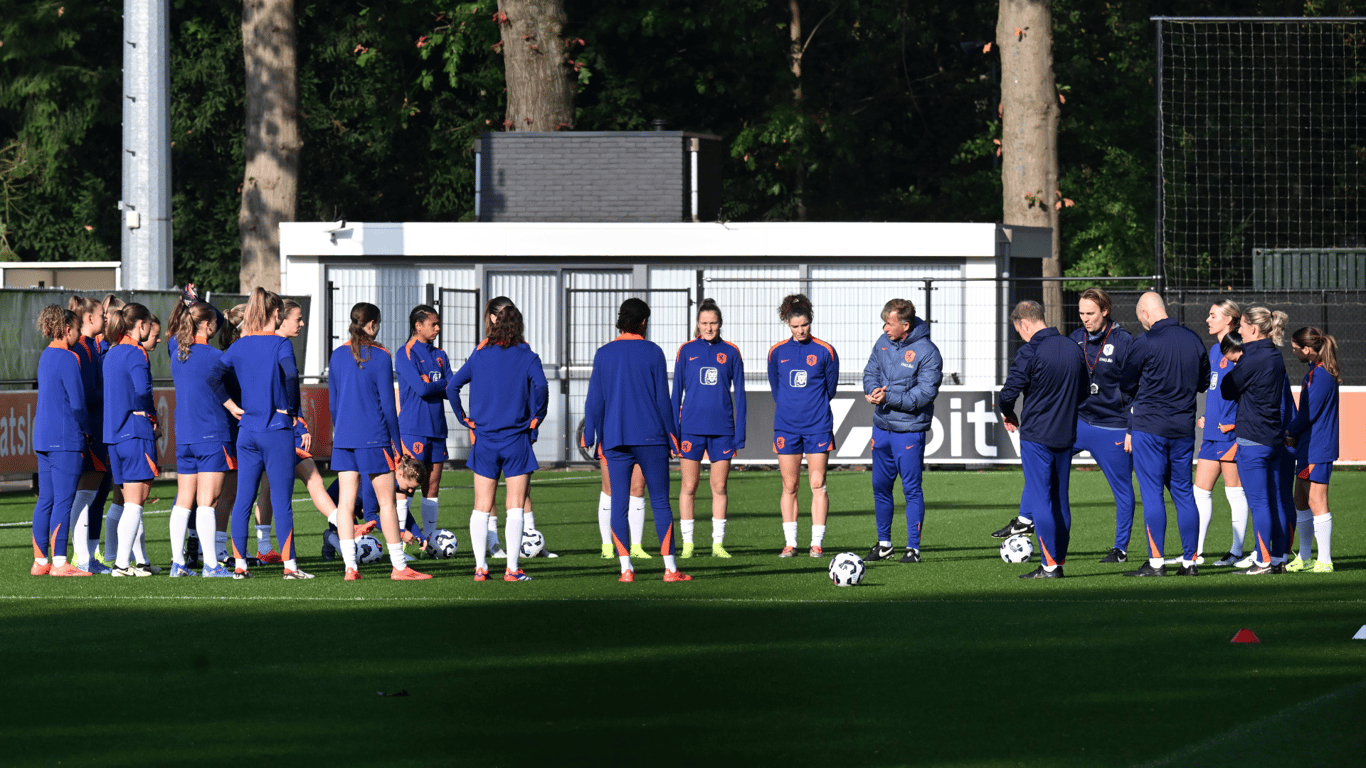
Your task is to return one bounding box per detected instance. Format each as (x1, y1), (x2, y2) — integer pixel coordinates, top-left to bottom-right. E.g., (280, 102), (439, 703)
(121, 0), (173, 290)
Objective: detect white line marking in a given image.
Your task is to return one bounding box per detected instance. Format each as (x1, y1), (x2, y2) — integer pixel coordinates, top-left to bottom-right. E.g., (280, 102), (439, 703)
(1, 594), (1364, 606)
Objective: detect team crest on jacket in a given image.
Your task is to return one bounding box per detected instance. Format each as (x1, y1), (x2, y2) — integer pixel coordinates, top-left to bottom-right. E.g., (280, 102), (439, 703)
(681, 440), (693, 453)
(1103, 343), (1114, 356)
(1219, 357), (1228, 369)
(806, 354), (817, 366)
(904, 350), (916, 364)
(716, 352), (727, 364)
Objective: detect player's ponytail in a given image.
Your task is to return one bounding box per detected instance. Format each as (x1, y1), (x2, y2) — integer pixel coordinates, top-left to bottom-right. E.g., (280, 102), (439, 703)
(1244, 306), (1287, 347)
(778, 293), (813, 323)
(177, 302), (219, 362)
(484, 296), (514, 339)
(106, 303), (151, 344)
(67, 295), (103, 336)
(695, 298), (723, 337)
(616, 298), (650, 334)
(1292, 326), (1341, 382)
(220, 303), (247, 348)
(348, 302), (381, 364)
(243, 287), (283, 335)
(487, 302), (526, 348)
(97, 294), (125, 346)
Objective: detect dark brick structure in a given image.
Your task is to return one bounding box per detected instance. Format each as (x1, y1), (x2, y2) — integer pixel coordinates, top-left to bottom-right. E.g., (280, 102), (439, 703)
(474, 131), (722, 222)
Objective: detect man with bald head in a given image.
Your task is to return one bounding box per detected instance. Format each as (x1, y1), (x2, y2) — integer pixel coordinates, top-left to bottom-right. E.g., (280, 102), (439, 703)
(1119, 292), (1210, 577)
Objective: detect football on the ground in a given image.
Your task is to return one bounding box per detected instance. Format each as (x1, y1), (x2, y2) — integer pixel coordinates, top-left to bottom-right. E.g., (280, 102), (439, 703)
(429, 529), (458, 559)
(1000, 534), (1033, 563)
(828, 552), (866, 586)
(520, 529), (545, 558)
(356, 535), (383, 564)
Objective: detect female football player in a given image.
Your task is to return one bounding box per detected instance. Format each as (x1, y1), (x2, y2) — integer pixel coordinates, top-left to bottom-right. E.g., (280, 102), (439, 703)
(583, 298), (690, 583)
(1286, 327), (1340, 573)
(66, 295), (110, 573)
(32, 306), (92, 577)
(1197, 300), (1250, 567)
(672, 298), (745, 558)
(446, 298), (548, 581)
(768, 294), (839, 557)
(396, 304), (450, 547)
(329, 302), (430, 580)
(94, 293), (125, 563)
(103, 302), (158, 576)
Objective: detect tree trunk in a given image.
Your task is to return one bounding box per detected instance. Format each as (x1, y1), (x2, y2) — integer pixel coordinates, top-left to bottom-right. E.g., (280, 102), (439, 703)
(997, 0), (1061, 327)
(498, 0), (574, 131)
(238, 0), (300, 293)
(789, 0), (807, 221)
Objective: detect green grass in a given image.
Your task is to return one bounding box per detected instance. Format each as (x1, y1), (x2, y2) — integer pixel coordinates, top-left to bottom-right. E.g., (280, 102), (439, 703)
(3, 466), (1365, 767)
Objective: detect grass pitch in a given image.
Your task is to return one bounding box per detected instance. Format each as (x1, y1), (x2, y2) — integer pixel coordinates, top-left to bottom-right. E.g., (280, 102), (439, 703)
(3, 466), (1364, 767)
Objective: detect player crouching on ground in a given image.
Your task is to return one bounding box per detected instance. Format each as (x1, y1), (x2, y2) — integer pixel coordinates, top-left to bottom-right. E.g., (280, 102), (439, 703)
(862, 298), (942, 564)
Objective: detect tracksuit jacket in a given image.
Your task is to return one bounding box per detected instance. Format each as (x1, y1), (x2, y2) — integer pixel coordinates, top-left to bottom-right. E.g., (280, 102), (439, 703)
(1218, 338), (1286, 447)
(446, 341), (549, 443)
(1068, 321), (1133, 428)
(862, 318), (943, 433)
(583, 334), (678, 451)
(768, 336), (840, 434)
(35, 341), (90, 451)
(328, 343), (401, 450)
(998, 327), (1090, 450)
(1120, 318), (1210, 439)
(397, 337), (450, 441)
(170, 337), (234, 445)
(103, 338), (156, 444)
(1288, 363), (1339, 463)
(671, 336), (747, 444)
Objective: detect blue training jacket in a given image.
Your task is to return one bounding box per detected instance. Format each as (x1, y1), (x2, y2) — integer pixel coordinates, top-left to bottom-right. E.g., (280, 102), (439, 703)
(768, 336), (839, 434)
(583, 334), (679, 451)
(1120, 318), (1210, 440)
(34, 340), (89, 452)
(1203, 344), (1239, 441)
(1288, 362), (1339, 464)
(103, 337), (156, 444)
(672, 336), (747, 445)
(862, 318), (943, 434)
(208, 333), (299, 434)
(446, 340), (548, 444)
(170, 336), (234, 445)
(999, 327), (1089, 449)
(1218, 338), (1286, 447)
(1068, 321), (1133, 429)
(396, 337), (450, 440)
(73, 336), (103, 439)
(329, 343), (401, 451)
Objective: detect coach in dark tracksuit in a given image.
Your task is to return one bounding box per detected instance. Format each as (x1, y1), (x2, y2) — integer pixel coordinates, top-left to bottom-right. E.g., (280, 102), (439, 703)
(999, 301), (1089, 579)
(1120, 292), (1210, 577)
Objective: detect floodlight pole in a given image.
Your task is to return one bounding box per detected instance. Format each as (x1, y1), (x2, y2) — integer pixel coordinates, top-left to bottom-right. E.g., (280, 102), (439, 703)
(120, 0), (173, 291)
(1153, 18), (1164, 295)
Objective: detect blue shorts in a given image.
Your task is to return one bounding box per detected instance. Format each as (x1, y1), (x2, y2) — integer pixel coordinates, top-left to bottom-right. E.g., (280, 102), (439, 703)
(1296, 459), (1333, 484)
(678, 434), (737, 462)
(82, 441), (110, 474)
(1198, 439), (1238, 462)
(176, 441), (237, 474)
(109, 438), (159, 485)
(772, 431), (833, 455)
(469, 434), (538, 479)
(401, 435), (449, 464)
(332, 445), (398, 475)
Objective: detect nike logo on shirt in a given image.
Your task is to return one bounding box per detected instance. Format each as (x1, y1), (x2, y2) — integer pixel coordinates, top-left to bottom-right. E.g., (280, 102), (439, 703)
(780, 359), (790, 363)
(722, 449), (733, 455)
(689, 356), (698, 361)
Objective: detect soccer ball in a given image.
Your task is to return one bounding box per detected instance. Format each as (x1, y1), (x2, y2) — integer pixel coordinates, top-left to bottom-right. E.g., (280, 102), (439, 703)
(429, 529), (458, 559)
(1000, 534), (1033, 564)
(520, 529), (545, 559)
(828, 552), (866, 587)
(356, 535), (383, 564)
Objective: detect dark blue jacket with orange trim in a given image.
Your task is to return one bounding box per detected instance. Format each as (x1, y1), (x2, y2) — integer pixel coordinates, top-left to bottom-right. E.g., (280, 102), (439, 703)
(103, 337), (156, 444)
(999, 327), (1090, 449)
(446, 340), (548, 444)
(583, 334), (678, 451)
(329, 342), (401, 451)
(671, 336), (746, 445)
(1289, 362), (1339, 464)
(1218, 338), (1286, 447)
(1120, 317), (1210, 440)
(396, 337), (450, 440)
(170, 335), (234, 445)
(208, 333), (299, 434)
(73, 336), (103, 441)
(35, 340), (90, 452)
(768, 336), (840, 434)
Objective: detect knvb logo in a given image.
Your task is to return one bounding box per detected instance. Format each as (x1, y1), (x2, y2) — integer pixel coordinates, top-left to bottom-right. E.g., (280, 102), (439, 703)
(790, 370), (808, 388)
(700, 367), (719, 386)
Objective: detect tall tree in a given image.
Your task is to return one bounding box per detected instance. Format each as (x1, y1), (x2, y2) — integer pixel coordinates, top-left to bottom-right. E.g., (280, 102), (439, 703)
(238, 0), (300, 292)
(997, 0), (1061, 325)
(497, 0), (573, 130)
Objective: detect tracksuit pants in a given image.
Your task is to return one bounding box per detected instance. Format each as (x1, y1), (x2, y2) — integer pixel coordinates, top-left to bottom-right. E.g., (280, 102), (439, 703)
(604, 444), (675, 556)
(871, 426), (927, 548)
(1072, 419), (1135, 550)
(1234, 438), (1284, 565)
(33, 450), (82, 559)
(1131, 431), (1199, 562)
(232, 429), (297, 562)
(1020, 440), (1072, 567)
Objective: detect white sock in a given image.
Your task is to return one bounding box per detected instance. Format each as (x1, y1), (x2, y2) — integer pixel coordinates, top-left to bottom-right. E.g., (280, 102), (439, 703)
(471, 510), (490, 571)
(421, 497), (439, 540)
(255, 524), (272, 554)
(811, 524), (827, 547)
(115, 504), (143, 569)
(387, 542), (407, 571)
(1313, 513), (1333, 564)
(1017, 514), (1030, 524)
(628, 496), (645, 547)
(1226, 486), (1249, 555)
(1149, 557), (1165, 568)
(1043, 562), (1058, 572)
(664, 554), (677, 571)
(169, 505), (191, 566)
(214, 531), (229, 564)
(34, 557), (48, 566)
(69, 489), (96, 565)
(340, 538), (357, 571)
(104, 503), (124, 562)
(327, 510), (338, 527)
(782, 521), (798, 547)
(1296, 509), (1314, 561)
(396, 496), (411, 530)
(53, 554), (67, 567)
(132, 518), (148, 564)
(235, 557), (247, 571)
(505, 509), (525, 572)
(597, 492), (612, 545)
(619, 554), (633, 573)
(195, 507), (217, 566)
(285, 558), (297, 571)
(1194, 486), (1213, 555)
(879, 539), (892, 547)
(712, 518), (726, 543)
(523, 509), (537, 531)
(681, 518), (696, 545)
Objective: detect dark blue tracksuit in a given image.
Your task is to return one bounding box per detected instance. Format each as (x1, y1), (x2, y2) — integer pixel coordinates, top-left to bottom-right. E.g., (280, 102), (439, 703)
(999, 327), (1089, 568)
(1120, 318), (1209, 563)
(1068, 322), (1136, 549)
(1219, 338), (1287, 565)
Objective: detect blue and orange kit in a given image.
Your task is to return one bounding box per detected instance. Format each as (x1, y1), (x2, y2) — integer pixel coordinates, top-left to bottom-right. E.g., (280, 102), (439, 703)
(767, 336), (839, 434)
(103, 338), (156, 444)
(446, 341), (548, 442)
(1288, 363), (1339, 464)
(208, 334), (299, 433)
(998, 327), (1090, 449)
(1218, 338), (1286, 446)
(73, 336), (104, 438)
(1068, 321), (1133, 429)
(583, 334), (679, 450)
(34, 340), (89, 451)
(397, 337), (450, 440)
(329, 343), (401, 450)
(1120, 317), (1210, 439)
(170, 336), (234, 444)
(1203, 344), (1239, 440)
(672, 336), (746, 441)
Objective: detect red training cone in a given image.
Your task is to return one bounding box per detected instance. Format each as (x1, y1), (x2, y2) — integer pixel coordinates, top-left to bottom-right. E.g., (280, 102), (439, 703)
(1231, 629), (1260, 643)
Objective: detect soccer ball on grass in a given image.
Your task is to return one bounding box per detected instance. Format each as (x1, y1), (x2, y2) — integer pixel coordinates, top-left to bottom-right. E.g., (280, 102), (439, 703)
(520, 529), (545, 558)
(356, 535), (383, 564)
(1000, 534), (1033, 564)
(828, 552), (866, 587)
(429, 529), (458, 559)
